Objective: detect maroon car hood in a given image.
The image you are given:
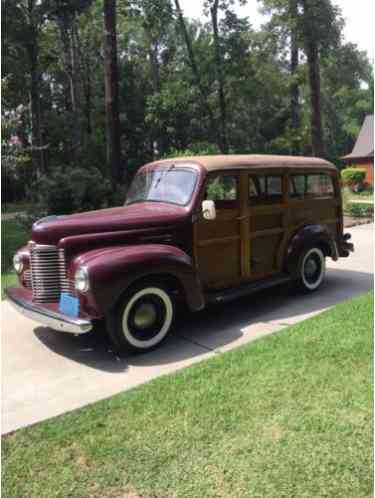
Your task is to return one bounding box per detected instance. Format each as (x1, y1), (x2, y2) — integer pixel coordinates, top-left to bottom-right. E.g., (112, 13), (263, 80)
(32, 203), (188, 245)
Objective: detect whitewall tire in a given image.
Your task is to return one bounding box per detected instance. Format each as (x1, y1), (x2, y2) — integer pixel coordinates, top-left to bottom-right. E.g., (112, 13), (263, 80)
(299, 247), (326, 292)
(106, 284), (175, 354)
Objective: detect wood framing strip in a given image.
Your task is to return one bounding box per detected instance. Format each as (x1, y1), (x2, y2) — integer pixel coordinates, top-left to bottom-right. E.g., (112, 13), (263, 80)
(198, 235), (240, 248)
(250, 227), (285, 239)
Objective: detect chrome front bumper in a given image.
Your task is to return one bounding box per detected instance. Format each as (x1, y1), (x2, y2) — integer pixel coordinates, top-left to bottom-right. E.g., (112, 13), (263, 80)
(5, 288), (92, 335)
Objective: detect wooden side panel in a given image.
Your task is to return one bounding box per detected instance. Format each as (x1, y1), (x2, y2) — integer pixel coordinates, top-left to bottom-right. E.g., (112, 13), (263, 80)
(288, 198), (340, 243)
(251, 233), (284, 276)
(196, 209), (240, 240)
(247, 169), (288, 278)
(196, 207), (242, 289)
(249, 206), (286, 277)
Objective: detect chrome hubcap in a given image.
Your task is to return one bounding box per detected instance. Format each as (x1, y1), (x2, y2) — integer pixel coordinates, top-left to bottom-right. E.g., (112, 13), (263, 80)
(133, 303), (157, 330)
(305, 258), (318, 278)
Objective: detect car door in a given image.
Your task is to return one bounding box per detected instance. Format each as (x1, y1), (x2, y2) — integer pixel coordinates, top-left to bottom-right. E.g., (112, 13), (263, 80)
(248, 170), (288, 277)
(194, 172), (244, 290)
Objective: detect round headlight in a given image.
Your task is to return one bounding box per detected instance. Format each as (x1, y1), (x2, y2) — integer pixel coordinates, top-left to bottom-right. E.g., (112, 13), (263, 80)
(74, 266), (90, 293)
(13, 254), (24, 274)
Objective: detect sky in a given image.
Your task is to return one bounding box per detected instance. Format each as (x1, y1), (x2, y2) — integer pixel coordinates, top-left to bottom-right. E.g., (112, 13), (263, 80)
(179, 0), (374, 60)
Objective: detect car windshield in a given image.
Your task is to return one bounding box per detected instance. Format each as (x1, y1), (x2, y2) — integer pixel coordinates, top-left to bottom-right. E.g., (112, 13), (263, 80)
(125, 167), (197, 206)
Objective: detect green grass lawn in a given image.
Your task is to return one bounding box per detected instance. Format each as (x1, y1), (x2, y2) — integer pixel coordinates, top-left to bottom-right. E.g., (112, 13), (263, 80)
(1, 219), (29, 297)
(2, 291), (373, 498)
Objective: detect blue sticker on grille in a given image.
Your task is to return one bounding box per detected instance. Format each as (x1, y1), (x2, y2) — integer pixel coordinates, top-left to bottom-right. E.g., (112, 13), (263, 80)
(59, 293), (80, 318)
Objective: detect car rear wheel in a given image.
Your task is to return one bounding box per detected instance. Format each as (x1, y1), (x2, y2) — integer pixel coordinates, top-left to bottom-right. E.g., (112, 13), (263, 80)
(106, 284), (175, 354)
(298, 247), (326, 292)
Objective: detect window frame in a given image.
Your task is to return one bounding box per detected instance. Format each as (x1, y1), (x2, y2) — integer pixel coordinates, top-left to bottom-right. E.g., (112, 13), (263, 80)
(203, 172), (240, 209)
(288, 172), (335, 201)
(248, 173), (284, 206)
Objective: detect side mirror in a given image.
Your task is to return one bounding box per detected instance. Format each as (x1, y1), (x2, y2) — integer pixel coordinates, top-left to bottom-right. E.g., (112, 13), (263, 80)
(202, 199), (216, 220)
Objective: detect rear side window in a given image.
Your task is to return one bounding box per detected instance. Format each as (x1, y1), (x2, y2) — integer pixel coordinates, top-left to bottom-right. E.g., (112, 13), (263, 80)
(290, 174), (334, 199)
(249, 175), (283, 205)
(307, 174), (334, 197)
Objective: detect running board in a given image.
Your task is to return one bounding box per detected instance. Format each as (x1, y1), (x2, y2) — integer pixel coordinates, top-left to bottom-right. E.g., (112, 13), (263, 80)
(206, 274), (292, 305)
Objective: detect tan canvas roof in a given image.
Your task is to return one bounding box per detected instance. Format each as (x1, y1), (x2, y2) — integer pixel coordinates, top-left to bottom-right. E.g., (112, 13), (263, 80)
(150, 154), (335, 171)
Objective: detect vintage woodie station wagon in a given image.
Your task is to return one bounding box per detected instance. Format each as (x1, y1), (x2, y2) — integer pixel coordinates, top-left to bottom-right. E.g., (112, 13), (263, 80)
(7, 155), (354, 353)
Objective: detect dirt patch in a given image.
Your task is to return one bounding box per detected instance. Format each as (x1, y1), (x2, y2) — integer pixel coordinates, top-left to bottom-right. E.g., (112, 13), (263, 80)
(261, 422), (283, 442)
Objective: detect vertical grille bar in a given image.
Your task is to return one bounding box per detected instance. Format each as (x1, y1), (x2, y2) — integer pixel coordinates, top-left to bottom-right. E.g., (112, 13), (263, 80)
(23, 269), (32, 289)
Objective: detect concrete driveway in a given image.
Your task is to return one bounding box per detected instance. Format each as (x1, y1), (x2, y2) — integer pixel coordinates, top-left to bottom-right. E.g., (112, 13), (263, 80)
(2, 223), (373, 434)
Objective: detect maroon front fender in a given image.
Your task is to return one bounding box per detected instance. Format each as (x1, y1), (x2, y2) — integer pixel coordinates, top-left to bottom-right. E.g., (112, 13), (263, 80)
(71, 244), (205, 317)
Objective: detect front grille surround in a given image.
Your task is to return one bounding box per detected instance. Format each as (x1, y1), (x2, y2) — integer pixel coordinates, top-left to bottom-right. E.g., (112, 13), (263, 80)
(30, 244), (73, 303)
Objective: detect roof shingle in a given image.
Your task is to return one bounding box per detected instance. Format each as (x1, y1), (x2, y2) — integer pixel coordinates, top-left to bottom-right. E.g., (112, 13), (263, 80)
(343, 115), (374, 160)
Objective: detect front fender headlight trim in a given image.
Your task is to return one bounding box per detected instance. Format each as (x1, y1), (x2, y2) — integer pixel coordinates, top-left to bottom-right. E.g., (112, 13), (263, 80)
(13, 253), (24, 274)
(74, 266), (90, 293)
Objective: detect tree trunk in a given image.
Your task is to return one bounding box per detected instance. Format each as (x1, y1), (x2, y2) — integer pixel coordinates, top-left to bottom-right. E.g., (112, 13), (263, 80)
(306, 41), (324, 157)
(289, 0), (299, 132)
(70, 20), (81, 153)
(210, 0), (228, 153)
(27, 35), (45, 179)
(75, 26), (92, 137)
(147, 39), (167, 157)
(59, 14), (81, 161)
(173, 0), (219, 149)
(103, 0), (123, 186)
(85, 70), (92, 136)
(300, 0), (324, 157)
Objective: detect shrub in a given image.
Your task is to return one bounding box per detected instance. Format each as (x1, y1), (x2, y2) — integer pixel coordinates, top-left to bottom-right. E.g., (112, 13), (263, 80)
(163, 143), (220, 159)
(345, 202), (374, 218)
(341, 168), (366, 189)
(32, 166), (112, 216)
(15, 208), (49, 231)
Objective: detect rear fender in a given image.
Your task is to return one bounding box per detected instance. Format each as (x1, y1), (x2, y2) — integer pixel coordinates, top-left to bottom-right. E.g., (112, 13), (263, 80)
(71, 244), (204, 317)
(285, 224), (338, 277)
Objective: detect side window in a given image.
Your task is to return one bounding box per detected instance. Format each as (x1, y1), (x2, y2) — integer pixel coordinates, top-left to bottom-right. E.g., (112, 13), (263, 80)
(249, 175), (283, 205)
(289, 175), (305, 198)
(306, 174), (334, 197)
(290, 174), (334, 199)
(205, 175), (238, 207)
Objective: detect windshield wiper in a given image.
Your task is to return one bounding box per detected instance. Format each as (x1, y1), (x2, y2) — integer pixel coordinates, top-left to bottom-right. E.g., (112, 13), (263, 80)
(154, 163), (175, 189)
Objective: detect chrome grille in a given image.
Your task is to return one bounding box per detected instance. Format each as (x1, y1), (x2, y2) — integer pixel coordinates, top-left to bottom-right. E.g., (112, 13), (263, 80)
(30, 244), (72, 303)
(23, 269), (32, 289)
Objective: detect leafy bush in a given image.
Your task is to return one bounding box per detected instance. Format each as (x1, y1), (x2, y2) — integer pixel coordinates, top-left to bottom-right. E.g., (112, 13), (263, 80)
(163, 143), (220, 159)
(15, 208), (49, 231)
(345, 202), (374, 218)
(32, 167), (112, 216)
(341, 168), (366, 188)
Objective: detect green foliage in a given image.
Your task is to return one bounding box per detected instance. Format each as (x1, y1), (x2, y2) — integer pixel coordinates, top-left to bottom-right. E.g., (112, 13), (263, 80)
(341, 168), (366, 186)
(345, 203), (373, 218)
(2, 0), (374, 203)
(163, 144), (220, 158)
(1, 219), (29, 274)
(33, 167), (112, 215)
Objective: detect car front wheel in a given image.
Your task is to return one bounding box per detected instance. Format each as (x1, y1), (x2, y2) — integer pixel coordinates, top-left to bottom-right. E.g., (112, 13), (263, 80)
(106, 284), (175, 354)
(298, 247), (326, 292)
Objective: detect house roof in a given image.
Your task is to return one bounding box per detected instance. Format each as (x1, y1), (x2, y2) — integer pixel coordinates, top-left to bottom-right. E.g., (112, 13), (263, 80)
(150, 154), (335, 172)
(342, 115), (374, 161)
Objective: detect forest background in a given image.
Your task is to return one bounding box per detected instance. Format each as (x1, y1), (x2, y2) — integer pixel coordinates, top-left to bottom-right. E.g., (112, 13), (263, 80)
(2, 0), (374, 213)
